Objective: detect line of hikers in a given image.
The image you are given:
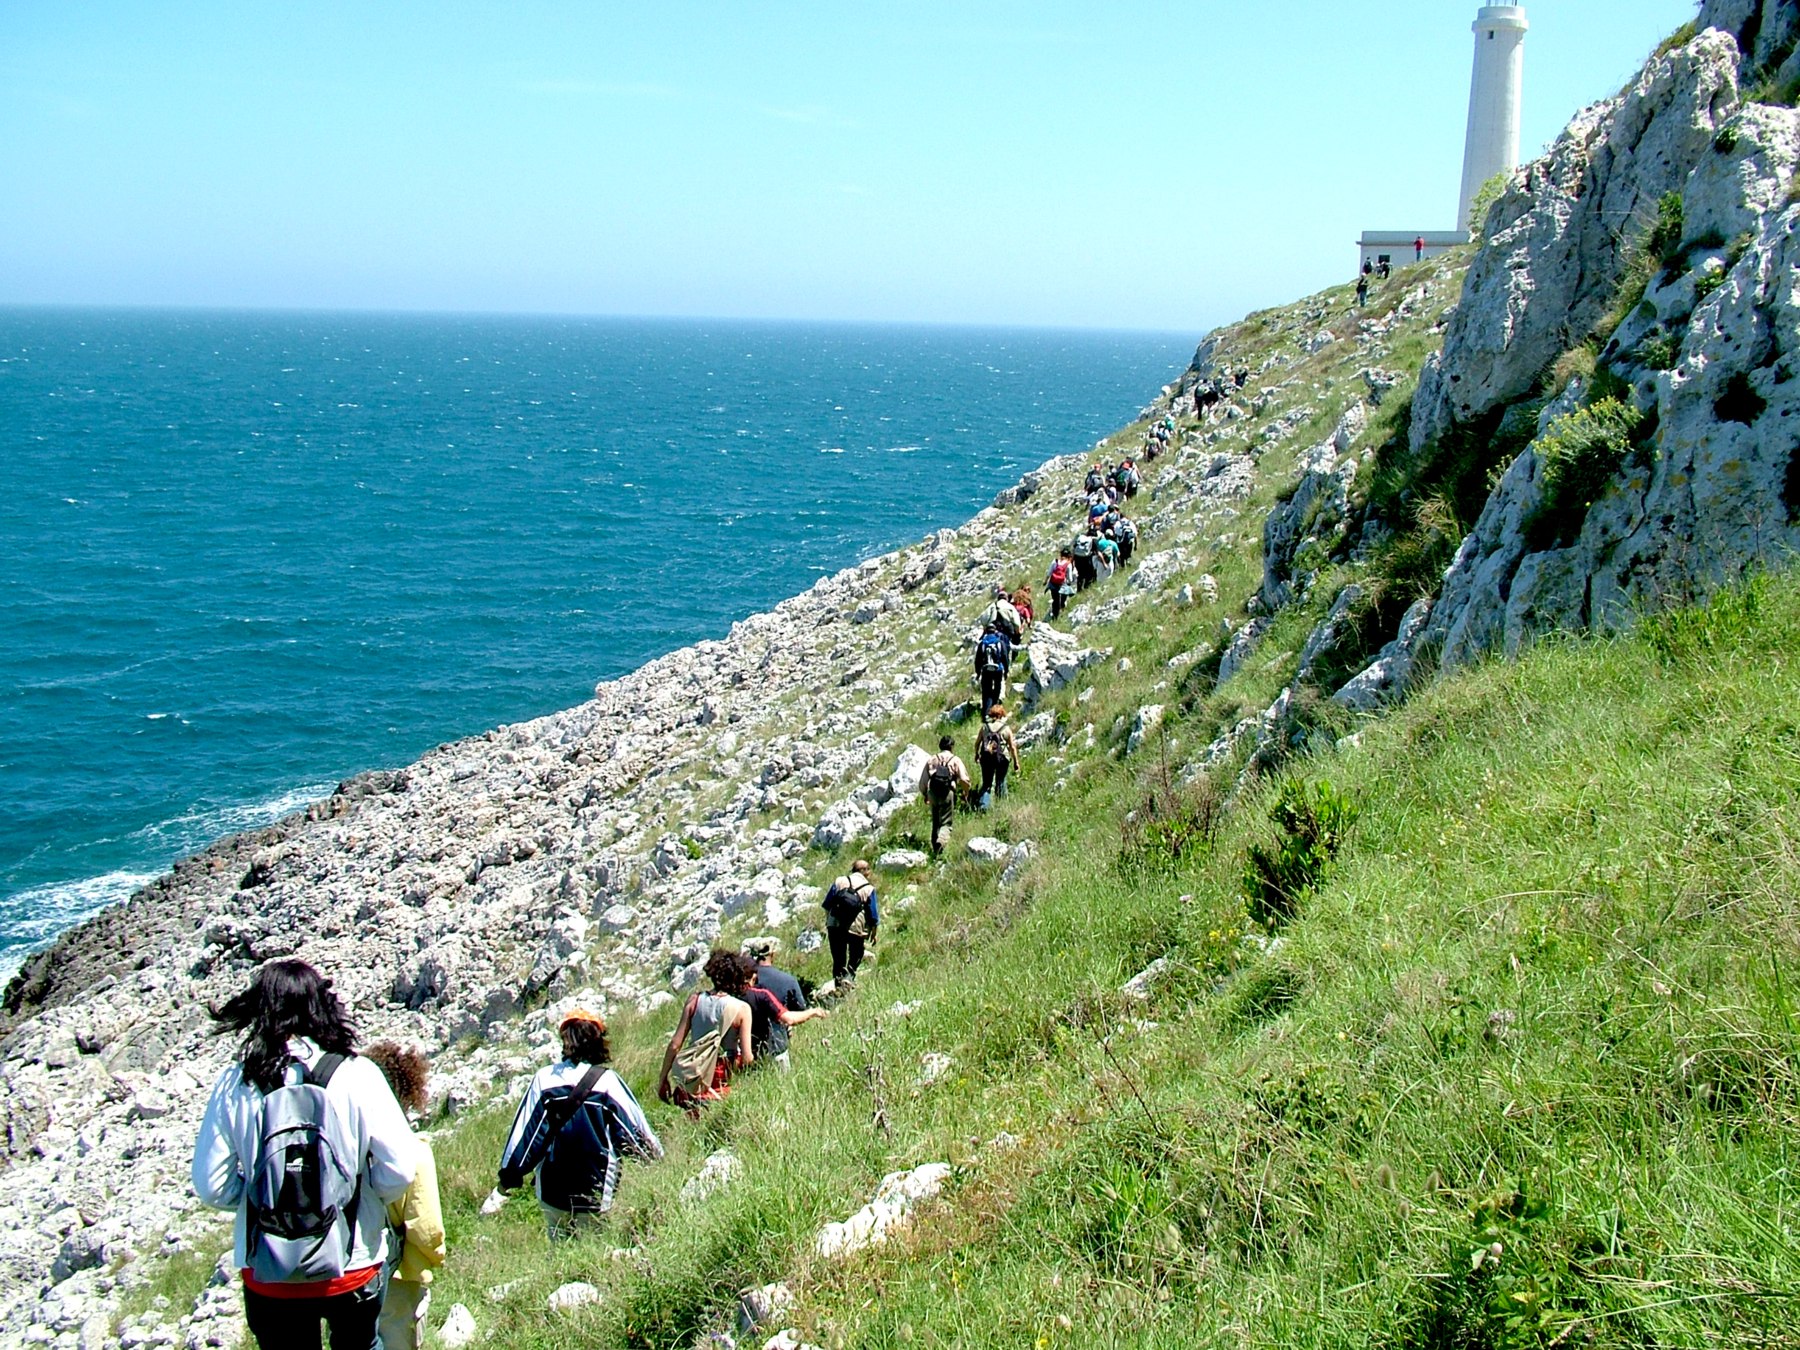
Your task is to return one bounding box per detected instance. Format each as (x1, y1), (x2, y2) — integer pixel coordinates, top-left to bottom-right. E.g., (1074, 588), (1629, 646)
(185, 443), (1187, 1346)
(188, 904), (880, 1345)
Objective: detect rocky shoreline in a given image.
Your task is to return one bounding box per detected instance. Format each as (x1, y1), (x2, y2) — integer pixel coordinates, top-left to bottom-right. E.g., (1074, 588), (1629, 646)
(0, 372), (1283, 1344)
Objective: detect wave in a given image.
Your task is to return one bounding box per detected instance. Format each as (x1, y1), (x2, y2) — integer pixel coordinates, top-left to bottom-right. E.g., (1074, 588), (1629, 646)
(0, 781), (336, 980)
(0, 869), (160, 982)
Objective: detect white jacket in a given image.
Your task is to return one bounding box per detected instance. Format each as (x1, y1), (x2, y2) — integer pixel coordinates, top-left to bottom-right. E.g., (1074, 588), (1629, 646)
(191, 1037), (417, 1275)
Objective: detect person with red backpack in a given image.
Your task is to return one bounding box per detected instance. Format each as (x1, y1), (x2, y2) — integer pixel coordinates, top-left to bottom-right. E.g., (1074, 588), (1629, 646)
(1046, 549), (1076, 620)
(191, 959), (417, 1350)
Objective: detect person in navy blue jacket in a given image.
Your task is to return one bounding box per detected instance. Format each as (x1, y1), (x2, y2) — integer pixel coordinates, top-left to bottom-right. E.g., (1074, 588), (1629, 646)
(497, 1008), (663, 1240)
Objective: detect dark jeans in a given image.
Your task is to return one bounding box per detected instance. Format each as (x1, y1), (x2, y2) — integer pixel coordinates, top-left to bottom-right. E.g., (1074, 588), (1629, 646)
(244, 1278), (384, 1350)
(1050, 588), (1067, 619)
(828, 927), (866, 983)
(979, 753), (1010, 802)
(1073, 557), (1096, 591)
(929, 795), (956, 856)
(979, 671), (1004, 715)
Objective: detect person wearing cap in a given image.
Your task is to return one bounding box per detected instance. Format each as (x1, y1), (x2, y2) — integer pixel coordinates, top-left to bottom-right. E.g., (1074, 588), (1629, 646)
(496, 1007), (663, 1241)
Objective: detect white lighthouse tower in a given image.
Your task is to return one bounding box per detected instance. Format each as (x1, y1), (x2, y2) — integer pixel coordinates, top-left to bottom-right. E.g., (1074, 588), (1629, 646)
(1456, 5), (1529, 231)
(1357, 4), (1529, 272)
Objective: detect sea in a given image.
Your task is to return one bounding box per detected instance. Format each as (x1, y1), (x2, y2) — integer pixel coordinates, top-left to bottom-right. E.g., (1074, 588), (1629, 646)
(0, 309), (1190, 980)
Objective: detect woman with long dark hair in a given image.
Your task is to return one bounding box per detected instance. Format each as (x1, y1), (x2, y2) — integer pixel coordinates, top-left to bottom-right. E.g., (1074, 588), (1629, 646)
(191, 959), (416, 1350)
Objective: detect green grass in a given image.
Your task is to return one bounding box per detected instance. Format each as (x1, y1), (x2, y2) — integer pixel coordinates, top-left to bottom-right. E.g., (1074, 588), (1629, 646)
(112, 239), (1800, 1347)
(392, 566), (1800, 1349)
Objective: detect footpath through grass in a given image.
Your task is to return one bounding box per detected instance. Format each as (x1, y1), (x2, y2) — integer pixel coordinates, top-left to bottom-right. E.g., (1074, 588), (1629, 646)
(417, 572), (1800, 1349)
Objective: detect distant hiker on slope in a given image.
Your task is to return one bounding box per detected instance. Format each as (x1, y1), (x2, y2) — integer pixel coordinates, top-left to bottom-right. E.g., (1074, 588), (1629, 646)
(821, 860), (880, 987)
(363, 1042), (444, 1350)
(982, 585), (1024, 642)
(743, 939), (822, 1069)
(976, 703), (1021, 810)
(1010, 583), (1035, 631)
(740, 954), (828, 1066)
(1046, 549), (1076, 620)
(920, 734), (973, 859)
(975, 623), (1013, 717)
(191, 959), (417, 1349)
(658, 952), (755, 1115)
(498, 1008), (663, 1241)
(1071, 528), (1098, 592)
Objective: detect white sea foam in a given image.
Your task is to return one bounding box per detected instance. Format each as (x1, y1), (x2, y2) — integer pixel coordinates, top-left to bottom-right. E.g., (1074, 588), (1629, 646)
(0, 870), (160, 982)
(0, 782), (335, 980)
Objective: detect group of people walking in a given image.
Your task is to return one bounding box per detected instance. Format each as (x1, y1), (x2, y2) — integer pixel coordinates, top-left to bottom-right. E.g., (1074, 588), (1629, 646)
(187, 426), (1182, 1348)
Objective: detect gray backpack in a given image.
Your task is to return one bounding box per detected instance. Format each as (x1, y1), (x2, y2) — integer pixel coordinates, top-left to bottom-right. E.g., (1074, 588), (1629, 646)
(244, 1054), (364, 1284)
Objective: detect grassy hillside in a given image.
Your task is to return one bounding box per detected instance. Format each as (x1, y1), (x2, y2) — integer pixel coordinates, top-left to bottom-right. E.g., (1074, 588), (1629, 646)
(410, 571), (1800, 1348)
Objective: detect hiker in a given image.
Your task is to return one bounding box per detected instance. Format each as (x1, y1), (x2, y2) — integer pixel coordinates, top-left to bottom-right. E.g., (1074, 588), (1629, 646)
(1356, 275), (1370, 308)
(1115, 515), (1138, 565)
(983, 586), (1024, 642)
(191, 959), (416, 1349)
(362, 1042), (444, 1350)
(1235, 368), (1249, 389)
(1414, 235), (1425, 262)
(975, 623), (1012, 716)
(657, 952), (755, 1114)
(1377, 258), (1392, 280)
(1084, 463), (1107, 495)
(1362, 259), (1374, 278)
(743, 938), (815, 1069)
(1046, 549), (1076, 620)
(740, 953), (828, 1066)
(975, 704), (1022, 810)
(1071, 529), (1098, 592)
(920, 734), (973, 858)
(1010, 584), (1035, 630)
(1114, 459), (1140, 500)
(1094, 529), (1120, 582)
(499, 1008), (663, 1239)
(821, 860), (880, 986)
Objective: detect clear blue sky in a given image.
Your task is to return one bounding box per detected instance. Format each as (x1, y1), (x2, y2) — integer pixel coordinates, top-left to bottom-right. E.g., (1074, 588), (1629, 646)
(0, 0), (1698, 331)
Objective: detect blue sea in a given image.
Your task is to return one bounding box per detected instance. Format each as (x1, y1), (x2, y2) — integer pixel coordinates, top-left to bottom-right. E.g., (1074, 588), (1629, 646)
(0, 309), (1188, 977)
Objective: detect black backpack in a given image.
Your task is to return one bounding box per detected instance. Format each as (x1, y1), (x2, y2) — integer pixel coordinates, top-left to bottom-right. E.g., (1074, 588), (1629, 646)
(538, 1065), (610, 1213)
(823, 876), (867, 922)
(927, 760), (958, 805)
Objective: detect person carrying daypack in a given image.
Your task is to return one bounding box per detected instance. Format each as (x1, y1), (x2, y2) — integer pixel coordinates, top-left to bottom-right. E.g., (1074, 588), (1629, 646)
(919, 735), (972, 858)
(1116, 516), (1138, 565)
(983, 587), (1023, 642)
(500, 1008), (662, 1240)
(658, 953), (754, 1116)
(1071, 530), (1098, 592)
(1046, 550), (1076, 620)
(192, 960), (417, 1350)
(1085, 464), (1106, 495)
(975, 704), (1022, 810)
(975, 624), (1012, 715)
(362, 1042), (443, 1350)
(1094, 530), (1120, 582)
(821, 860), (880, 986)
(742, 939), (827, 1067)
(1010, 585), (1035, 630)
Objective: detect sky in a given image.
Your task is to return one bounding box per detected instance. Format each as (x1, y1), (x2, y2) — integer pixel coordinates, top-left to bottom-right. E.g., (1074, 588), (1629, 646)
(0, 0), (1700, 332)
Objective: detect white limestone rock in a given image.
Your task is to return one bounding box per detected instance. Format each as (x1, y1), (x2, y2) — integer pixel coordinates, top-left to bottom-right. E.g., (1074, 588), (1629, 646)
(815, 1163), (953, 1258)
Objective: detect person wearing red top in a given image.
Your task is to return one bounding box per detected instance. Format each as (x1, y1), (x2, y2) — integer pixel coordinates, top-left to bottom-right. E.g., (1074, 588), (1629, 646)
(192, 960), (417, 1350)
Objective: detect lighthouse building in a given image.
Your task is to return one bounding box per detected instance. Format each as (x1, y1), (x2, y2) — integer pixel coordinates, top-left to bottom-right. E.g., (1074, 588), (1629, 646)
(1358, 4), (1527, 269)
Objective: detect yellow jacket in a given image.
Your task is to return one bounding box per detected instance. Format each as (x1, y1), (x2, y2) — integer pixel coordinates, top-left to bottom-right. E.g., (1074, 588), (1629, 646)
(385, 1136), (445, 1284)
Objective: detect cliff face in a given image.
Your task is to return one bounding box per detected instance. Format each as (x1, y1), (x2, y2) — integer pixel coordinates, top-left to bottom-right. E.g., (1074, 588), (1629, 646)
(1374, 1), (1800, 673)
